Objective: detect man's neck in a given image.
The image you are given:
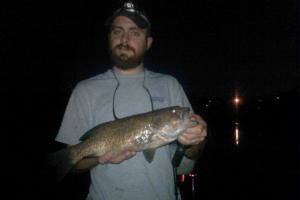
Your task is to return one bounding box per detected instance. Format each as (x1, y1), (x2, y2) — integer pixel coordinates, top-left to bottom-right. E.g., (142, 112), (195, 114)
(113, 65), (144, 75)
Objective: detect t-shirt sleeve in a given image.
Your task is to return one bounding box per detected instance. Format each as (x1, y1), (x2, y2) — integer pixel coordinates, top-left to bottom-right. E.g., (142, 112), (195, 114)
(167, 76), (193, 112)
(55, 83), (91, 145)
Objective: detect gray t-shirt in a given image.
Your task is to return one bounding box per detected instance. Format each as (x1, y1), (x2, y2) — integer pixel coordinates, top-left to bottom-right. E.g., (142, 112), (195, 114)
(55, 69), (195, 200)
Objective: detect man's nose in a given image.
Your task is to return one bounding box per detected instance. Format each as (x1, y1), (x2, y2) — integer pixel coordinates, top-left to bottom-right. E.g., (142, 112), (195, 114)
(120, 32), (129, 44)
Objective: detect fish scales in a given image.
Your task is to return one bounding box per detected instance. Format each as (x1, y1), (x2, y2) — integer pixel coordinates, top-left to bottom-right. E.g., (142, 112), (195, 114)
(48, 106), (195, 181)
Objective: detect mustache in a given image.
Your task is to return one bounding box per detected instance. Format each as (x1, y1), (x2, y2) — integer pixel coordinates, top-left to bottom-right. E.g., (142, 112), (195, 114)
(114, 44), (134, 51)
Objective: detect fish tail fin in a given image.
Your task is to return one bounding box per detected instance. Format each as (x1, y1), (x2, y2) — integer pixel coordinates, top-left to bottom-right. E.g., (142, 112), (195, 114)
(47, 148), (75, 182)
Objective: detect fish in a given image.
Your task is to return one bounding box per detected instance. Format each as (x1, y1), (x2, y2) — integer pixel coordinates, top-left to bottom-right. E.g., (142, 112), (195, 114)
(48, 106), (197, 180)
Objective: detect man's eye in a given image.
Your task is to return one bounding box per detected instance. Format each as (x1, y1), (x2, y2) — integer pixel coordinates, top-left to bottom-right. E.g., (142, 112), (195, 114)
(132, 31), (141, 37)
(112, 30), (121, 35)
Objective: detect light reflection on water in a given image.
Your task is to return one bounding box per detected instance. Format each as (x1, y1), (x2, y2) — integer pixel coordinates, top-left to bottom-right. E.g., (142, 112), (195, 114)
(234, 122), (239, 146)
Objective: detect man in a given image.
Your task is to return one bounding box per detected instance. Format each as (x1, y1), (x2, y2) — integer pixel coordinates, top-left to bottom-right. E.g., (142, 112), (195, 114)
(55, 1), (207, 200)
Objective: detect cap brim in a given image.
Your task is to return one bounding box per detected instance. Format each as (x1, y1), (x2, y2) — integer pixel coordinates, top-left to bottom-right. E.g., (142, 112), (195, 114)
(105, 10), (150, 30)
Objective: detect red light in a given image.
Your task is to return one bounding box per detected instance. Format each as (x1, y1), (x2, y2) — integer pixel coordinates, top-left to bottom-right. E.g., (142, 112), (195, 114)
(179, 174), (185, 183)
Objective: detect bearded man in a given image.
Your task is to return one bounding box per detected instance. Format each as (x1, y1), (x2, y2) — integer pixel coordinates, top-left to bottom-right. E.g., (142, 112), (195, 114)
(55, 1), (207, 200)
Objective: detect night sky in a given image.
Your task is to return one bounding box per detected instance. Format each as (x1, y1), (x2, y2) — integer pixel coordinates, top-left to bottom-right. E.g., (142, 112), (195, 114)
(1, 1), (299, 200)
(2, 0), (298, 98)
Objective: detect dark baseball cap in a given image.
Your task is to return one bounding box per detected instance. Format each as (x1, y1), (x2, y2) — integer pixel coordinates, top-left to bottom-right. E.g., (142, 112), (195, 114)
(105, 1), (151, 35)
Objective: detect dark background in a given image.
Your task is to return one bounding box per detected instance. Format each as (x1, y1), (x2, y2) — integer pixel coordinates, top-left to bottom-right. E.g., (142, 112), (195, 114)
(1, 0), (299, 199)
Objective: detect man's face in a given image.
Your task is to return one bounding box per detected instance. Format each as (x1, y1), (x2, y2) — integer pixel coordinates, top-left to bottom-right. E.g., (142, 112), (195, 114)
(109, 15), (152, 70)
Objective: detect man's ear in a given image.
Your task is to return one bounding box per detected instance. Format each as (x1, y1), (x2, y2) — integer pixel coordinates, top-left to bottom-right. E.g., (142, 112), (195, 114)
(146, 37), (153, 50)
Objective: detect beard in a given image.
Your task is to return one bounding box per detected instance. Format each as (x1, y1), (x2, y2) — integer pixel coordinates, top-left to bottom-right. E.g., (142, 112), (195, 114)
(109, 44), (146, 70)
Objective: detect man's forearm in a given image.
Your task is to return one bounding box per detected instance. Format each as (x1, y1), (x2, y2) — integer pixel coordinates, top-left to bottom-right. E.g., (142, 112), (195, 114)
(185, 139), (206, 160)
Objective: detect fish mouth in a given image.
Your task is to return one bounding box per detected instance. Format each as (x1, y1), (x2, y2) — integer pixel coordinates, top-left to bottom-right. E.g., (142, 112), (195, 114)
(181, 107), (199, 127)
(189, 117), (198, 127)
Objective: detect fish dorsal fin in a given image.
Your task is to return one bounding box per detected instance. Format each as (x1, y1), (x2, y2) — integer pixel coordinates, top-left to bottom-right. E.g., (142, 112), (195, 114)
(143, 149), (156, 163)
(80, 125), (101, 141)
(80, 129), (95, 141)
(79, 121), (112, 141)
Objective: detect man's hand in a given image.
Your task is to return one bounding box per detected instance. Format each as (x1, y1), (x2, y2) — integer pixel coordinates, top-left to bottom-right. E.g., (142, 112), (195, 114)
(98, 148), (137, 164)
(177, 114), (207, 160)
(178, 114), (207, 146)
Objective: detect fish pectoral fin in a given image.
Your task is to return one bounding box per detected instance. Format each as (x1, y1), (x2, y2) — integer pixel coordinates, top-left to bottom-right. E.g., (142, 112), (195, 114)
(143, 149), (156, 163)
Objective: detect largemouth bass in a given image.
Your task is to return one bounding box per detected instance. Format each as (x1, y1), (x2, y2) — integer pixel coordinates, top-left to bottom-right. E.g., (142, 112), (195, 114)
(49, 106), (196, 180)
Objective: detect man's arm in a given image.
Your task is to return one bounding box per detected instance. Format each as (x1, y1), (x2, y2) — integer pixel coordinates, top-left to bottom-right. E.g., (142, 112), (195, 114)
(175, 139), (206, 175)
(176, 114), (207, 174)
(184, 138), (207, 160)
(178, 114), (207, 150)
